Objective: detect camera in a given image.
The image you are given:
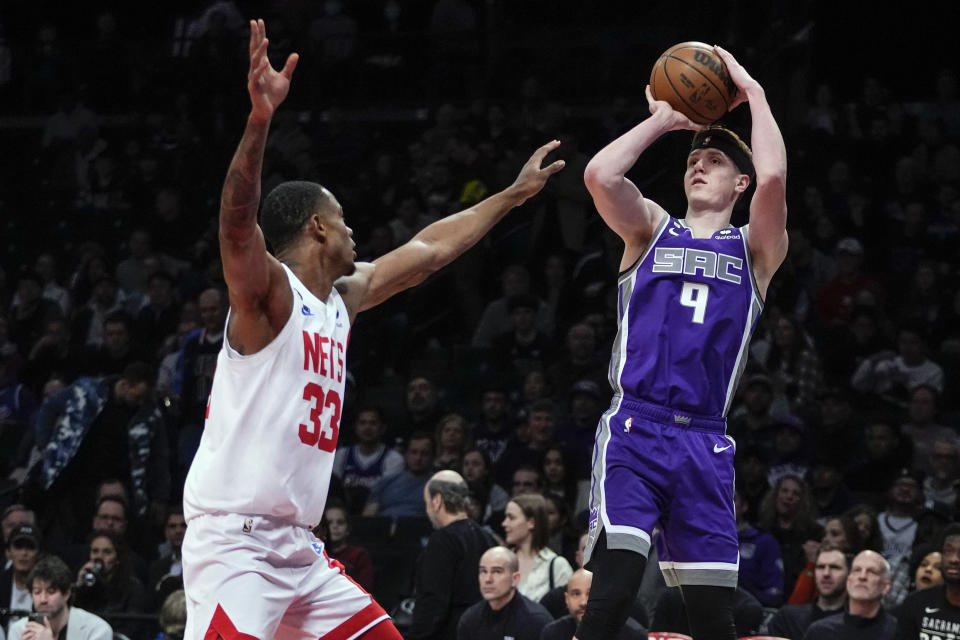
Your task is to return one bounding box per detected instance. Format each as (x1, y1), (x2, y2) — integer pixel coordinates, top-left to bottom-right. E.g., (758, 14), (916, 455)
(80, 559), (104, 587)
(27, 613), (46, 625)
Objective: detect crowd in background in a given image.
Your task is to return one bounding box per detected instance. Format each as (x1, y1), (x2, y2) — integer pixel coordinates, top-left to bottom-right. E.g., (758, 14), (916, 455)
(1, 1), (960, 638)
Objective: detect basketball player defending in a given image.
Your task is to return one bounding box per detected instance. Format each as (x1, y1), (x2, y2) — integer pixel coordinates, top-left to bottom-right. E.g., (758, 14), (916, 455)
(573, 47), (787, 640)
(181, 20), (564, 640)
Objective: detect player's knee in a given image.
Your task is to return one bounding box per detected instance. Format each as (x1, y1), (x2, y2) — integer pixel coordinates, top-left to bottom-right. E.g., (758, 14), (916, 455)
(682, 584), (737, 640)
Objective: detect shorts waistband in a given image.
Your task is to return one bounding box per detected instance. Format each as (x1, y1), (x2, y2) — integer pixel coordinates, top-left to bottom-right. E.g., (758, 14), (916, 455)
(617, 396), (727, 433)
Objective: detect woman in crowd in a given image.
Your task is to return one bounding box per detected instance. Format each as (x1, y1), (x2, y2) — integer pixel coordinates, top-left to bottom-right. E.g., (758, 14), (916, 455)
(501, 493), (573, 601)
(461, 447), (509, 522)
(758, 474), (823, 593)
(318, 504), (374, 592)
(787, 513), (864, 603)
(433, 412), (469, 471)
(72, 530), (149, 639)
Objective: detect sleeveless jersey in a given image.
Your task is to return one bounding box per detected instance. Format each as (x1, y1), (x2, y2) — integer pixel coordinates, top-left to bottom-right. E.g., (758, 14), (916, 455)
(341, 445), (390, 491)
(610, 216), (762, 418)
(183, 265), (350, 526)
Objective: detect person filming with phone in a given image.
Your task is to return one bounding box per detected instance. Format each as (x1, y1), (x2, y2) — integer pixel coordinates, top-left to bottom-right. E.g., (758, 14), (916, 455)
(6, 556), (112, 640)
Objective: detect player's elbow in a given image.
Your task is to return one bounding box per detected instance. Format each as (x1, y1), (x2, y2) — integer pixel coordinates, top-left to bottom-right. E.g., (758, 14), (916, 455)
(583, 161), (621, 194)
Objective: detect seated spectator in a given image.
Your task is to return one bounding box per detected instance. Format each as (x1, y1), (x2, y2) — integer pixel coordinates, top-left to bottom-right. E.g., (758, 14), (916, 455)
(317, 505), (374, 593)
(19, 316), (84, 394)
(461, 448), (509, 524)
(901, 384), (954, 471)
(85, 311), (148, 376)
(501, 494), (572, 603)
(496, 400), (559, 486)
(469, 385), (514, 465)
(456, 546), (553, 640)
(844, 503), (886, 552)
(727, 374), (779, 460)
(553, 380), (606, 480)
(332, 406), (404, 514)
(787, 513), (863, 604)
(845, 418), (913, 505)
(1, 506), (36, 571)
(434, 412), (469, 471)
(749, 313), (823, 412)
(1, 525), (41, 617)
(543, 323), (607, 403)
(362, 431), (434, 519)
(802, 549), (896, 639)
(758, 473), (824, 594)
(72, 531), (149, 639)
(471, 265), (552, 349)
(7, 555), (112, 640)
(148, 506), (186, 608)
(734, 488), (784, 607)
(540, 446), (578, 514)
(766, 543), (849, 639)
(541, 492), (578, 566)
(907, 544), (943, 594)
(879, 469), (924, 608)
(922, 434), (960, 512)
(540, 568), (645, 640)
(157, 589), (186, 640)
(491, 294), (553, 386)
(851, 325), (944, 406)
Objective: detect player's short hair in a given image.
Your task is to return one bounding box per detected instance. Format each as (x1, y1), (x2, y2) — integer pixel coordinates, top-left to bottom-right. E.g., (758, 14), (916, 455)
(690, 126), (754, 177)
(426, 476), (470, 514)
(261, 181), (333, 253)
(28, 556), (73, 594)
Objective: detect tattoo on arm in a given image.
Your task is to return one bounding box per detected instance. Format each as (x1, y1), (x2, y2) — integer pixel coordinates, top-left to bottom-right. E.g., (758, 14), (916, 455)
(220, 124), (269, 226)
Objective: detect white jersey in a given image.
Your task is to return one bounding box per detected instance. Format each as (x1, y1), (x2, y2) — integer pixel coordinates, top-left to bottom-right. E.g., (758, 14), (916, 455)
(184, 265), (350, 527)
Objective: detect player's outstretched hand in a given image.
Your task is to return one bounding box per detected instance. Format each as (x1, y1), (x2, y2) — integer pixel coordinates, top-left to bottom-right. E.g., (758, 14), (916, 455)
(713, 45), (760, 111)
(248, 18), (299, 121)
(510, 140), (566, 203)
(645, 85), (704, 132)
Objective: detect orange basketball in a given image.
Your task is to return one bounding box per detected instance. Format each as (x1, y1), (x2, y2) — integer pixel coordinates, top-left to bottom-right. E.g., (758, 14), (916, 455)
(649, 42), (736, 125)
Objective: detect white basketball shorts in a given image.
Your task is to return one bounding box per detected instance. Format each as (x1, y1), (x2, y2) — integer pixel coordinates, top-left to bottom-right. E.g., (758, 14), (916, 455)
(182, 513), (389, 640)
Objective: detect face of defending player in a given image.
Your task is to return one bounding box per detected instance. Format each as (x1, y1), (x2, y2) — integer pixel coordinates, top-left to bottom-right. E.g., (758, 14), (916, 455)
(815, 550), (849, 599)
(915, 551), (943, 590)
(684, 148), (749, 212)
(942, 535), (960, 586)
(316, 196), (356, 278)
(502, 501), (535, 547)
(565, 571), (591, 623)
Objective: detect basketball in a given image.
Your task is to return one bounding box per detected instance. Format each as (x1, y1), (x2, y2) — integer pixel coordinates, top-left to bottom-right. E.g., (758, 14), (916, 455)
(649, 42), (736, 125)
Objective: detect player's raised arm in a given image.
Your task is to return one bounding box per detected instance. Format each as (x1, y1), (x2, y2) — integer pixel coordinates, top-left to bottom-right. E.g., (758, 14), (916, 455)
(218, 20), (299, 351)
(715, 46), (788, 286)
(334, 141), (565, 319)
(583, 86), (703, 251)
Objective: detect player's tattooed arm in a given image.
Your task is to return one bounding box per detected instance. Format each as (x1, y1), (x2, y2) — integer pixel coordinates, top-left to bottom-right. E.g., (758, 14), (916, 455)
(220, 121), (269, 233)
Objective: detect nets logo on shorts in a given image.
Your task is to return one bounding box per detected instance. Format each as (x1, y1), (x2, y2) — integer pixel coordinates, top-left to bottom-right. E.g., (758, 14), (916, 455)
(312, 542), (324, 556)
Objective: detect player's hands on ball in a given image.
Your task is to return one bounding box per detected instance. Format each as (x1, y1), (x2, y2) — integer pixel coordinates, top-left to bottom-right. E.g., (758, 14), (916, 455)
(247, 19), (299, 121)
(713, 46), (760, 111)
(510, 140), (566, 203)
(644, 85), (705, 132)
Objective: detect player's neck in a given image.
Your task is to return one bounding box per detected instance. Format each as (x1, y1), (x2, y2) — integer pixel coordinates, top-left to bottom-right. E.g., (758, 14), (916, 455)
(682, 208), (733, 238)
(280, 251), (336, 302)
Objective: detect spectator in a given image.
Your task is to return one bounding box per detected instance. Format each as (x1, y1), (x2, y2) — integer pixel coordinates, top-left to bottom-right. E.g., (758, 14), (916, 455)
(6, 556), (112, 640)
(895, 523), (960, 637)
(403, 376), (445, 434)
(845, 419), (913, 504)
(456, 546), (553, 640)
(852, 326), (944, 403)
(88, 496), (148, 584)
(501, 494), (572, 603)
(539, 568), (646, 640)
(541, 493), (578, 566)
(543, 323), (607, 402)
(758, 474), (824, 594)
(787, 513), (863, 604)
(901, 385), (953, 471)
(133, 270), (181, 358)
(540, 446), (578, 513)
(471, 265), (551, 349)
(814, 236), (883, 328)
(157, 589), (186, 640)
(1, 507), (36, 570)
(434, 413), (469, 472)
(802, 550), (896, 639)
(0, 525), (41, 618)
(172, 287), (226, 485)
(461, 448), (509, 524)
(363, 431), (434, 518)
(907, 544), (943, 594)
(922, 435), (960, 512)
(332, 406), (404, 514)
(766, 544), (849, 639)
(72, 276), (126, 350)
(8, 269), (62, 355)
(880, 469), (924, 608)
(72, 530), (149, 638)
(20, 317), (84, 394)
(86, 311), (146, 376)
(148, 506), (187, 608)
(408, 470), (496, 640)
(491, 295), (552, 386)
(553, 380), (605, 480)
(28, 362), (166, 550)
(734, 488), (784, 607)
(727, 374), (778, 459)
(497, 400), (558, 486)
(470, 386), (513, 465)
(750, 314), (824, 412)
(317, 505), (373, 593)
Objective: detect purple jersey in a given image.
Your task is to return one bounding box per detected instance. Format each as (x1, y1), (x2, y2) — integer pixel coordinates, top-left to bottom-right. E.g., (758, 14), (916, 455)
(610, 215), (763, 418)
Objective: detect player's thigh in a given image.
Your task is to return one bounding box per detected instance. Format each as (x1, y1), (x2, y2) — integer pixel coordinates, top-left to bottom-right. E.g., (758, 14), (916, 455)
(276, 557), (390, 640)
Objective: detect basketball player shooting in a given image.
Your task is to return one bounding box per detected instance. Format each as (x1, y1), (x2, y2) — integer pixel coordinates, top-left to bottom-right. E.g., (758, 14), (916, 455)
(180, 19), (564, 640)
(573, 46), (787, 640)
